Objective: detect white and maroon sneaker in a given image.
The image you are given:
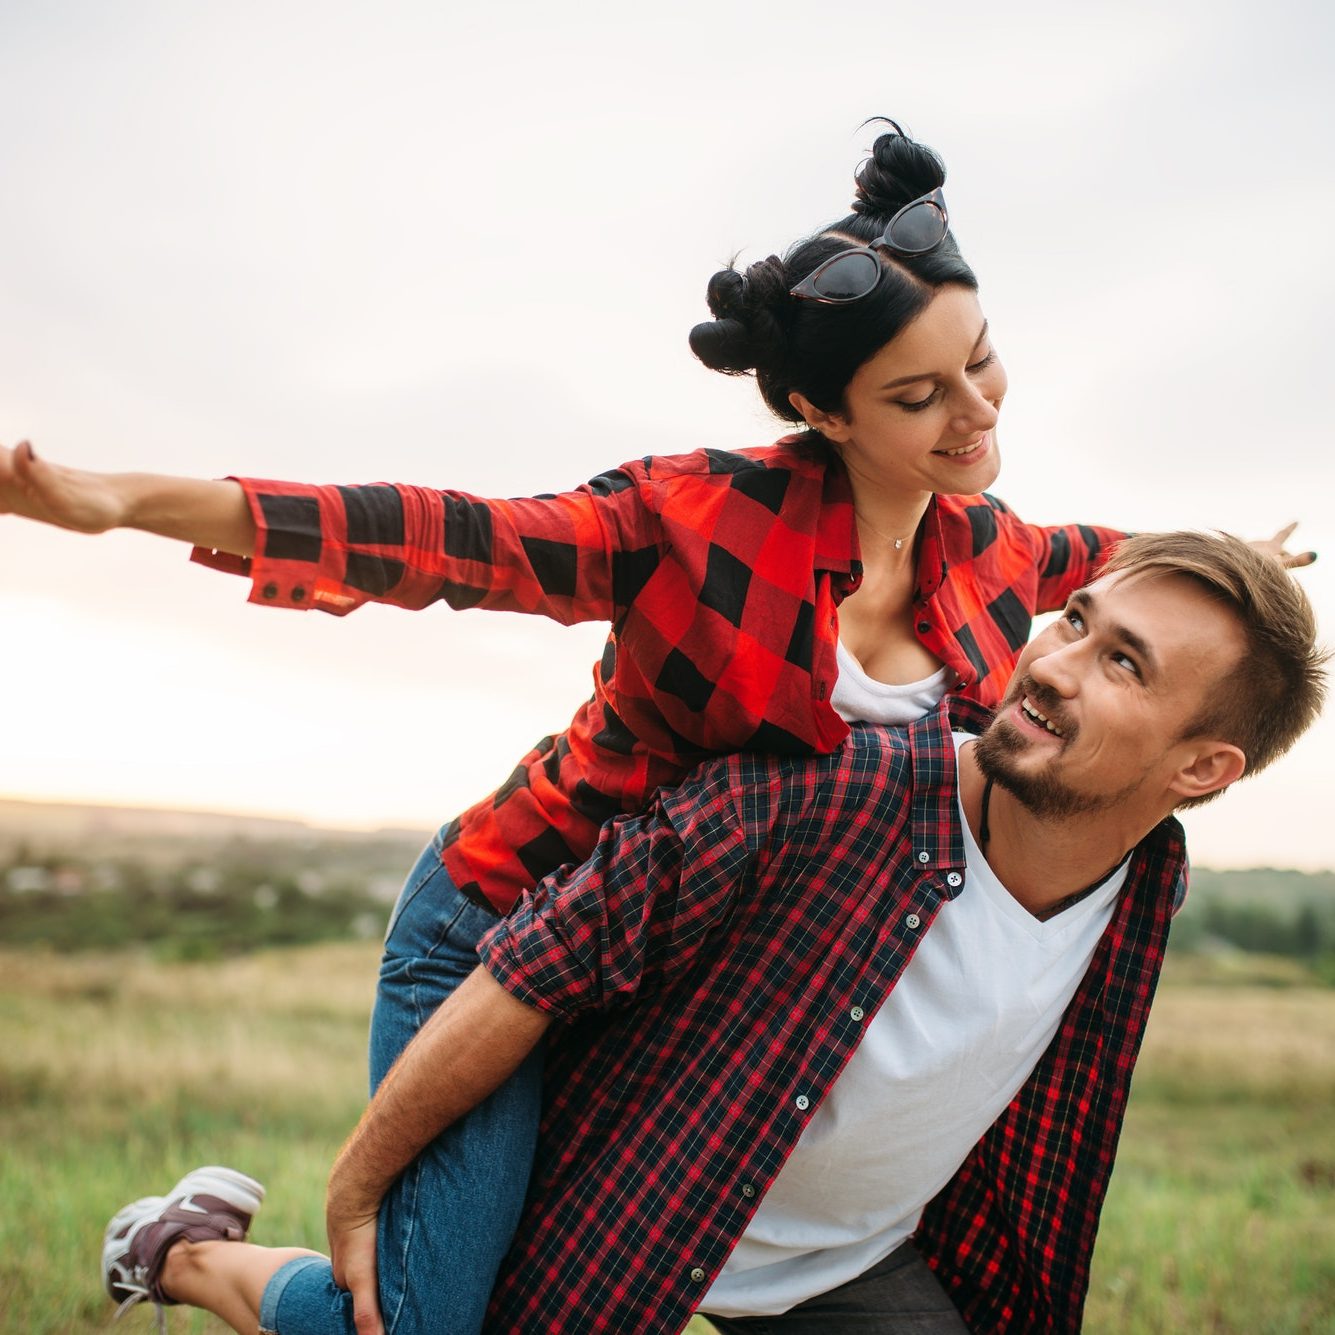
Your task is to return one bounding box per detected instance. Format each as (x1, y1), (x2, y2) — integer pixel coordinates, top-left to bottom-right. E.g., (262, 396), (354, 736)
(103, 1166), (265, 1329)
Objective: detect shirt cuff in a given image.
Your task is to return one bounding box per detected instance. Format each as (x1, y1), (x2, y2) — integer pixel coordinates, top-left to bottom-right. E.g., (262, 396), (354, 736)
(189, 477), (361, 614)
(478, 890), (596, 1021)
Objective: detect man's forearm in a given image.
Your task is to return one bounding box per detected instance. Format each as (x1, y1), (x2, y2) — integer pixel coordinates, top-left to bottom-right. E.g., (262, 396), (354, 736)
(327, 965), (552, 1217)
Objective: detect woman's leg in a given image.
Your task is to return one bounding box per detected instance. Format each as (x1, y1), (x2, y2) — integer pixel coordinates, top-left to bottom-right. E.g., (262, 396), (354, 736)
(103, 1165), (310, 1335)
(160, 1241), (322, 1334)
(108, 839), (543, 1335)
(257, 837), (544, 1334)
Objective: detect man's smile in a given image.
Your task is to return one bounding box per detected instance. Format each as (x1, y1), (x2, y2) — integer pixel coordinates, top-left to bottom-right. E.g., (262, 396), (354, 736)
(1019, 695), (1066, 738)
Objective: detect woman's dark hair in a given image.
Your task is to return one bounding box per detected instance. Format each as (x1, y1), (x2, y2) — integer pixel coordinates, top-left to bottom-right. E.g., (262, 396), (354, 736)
(689, 120), (978, 423)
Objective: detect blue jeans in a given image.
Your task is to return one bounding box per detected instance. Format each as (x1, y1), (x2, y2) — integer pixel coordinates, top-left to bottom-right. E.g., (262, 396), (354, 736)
(259, 836), (544, 1335)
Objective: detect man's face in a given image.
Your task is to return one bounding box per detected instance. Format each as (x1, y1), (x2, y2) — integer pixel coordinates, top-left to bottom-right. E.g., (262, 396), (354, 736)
(973, 569), (1246, 819)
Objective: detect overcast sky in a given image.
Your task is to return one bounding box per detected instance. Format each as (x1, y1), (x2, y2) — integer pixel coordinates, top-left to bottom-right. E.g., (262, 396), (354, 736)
(2, 0), (1332, 868)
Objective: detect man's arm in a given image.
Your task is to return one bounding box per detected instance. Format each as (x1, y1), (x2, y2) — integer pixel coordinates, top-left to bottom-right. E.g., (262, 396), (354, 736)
(324, 768), (757, 1332)
(326, 965), (551, 1335)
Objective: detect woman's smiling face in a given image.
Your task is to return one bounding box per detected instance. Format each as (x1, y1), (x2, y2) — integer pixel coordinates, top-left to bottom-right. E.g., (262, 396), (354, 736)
(792, 284), (1008, 500)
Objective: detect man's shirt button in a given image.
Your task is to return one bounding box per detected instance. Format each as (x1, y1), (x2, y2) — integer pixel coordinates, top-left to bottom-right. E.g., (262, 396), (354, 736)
(917, 851), (930, 864)
(849, 1005), (865, 1021)
(262, 583), (278, 599)
(291, 586), (306, 602)
(905, 913), (922, 930)
(689, 1267), (706, 1283)
(741, 1183), (756, 1199)
(795, 1094), (810, 1111)
(946, 872), (963, 888)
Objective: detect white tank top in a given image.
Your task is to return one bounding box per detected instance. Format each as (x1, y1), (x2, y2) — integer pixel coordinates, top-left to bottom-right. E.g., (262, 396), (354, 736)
(829, 640), (950, 725)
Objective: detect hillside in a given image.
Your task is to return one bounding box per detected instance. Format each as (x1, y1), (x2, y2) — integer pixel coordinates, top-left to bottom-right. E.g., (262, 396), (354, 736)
(0, 798), (1330, 961)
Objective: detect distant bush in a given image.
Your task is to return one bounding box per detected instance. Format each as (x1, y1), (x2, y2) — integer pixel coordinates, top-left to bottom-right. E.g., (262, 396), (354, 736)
(1172, 868), (1334, 962)
(0, 851), (395, 957)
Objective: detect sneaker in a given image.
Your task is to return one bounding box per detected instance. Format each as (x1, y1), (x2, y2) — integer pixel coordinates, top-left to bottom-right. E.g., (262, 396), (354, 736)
(103, 1166), (265, 1328)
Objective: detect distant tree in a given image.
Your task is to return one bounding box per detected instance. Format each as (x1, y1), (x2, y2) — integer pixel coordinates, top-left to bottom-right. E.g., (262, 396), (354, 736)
(1294, 904), (1323, 957)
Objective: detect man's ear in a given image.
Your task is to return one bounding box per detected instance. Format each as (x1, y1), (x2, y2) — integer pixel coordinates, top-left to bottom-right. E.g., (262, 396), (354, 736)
(788, 391), (851, 444)
(1169, 741), (1247, 803)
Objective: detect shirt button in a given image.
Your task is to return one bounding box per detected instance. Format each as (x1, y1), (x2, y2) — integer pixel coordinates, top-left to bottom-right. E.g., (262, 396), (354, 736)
(689, 1267), (706, 1283)
(795, 1094), (810, 1111)
(849, 1005), (865, 1021)
(917, 851), (930, 864)
(905, 913), (922, 930)
(262, 582), (278, 599)
(946, 872), (963, 888)
(291, 586), (306, 602)
(917, 621), (932, 634)
(741, 1183), (756, 1199)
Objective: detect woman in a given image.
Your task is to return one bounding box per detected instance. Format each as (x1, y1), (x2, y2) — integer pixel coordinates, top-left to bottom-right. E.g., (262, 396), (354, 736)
(0, 123), (1306, 1334)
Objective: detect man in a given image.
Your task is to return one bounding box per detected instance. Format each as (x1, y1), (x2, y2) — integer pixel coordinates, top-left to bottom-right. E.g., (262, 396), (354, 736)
(105, 531), (1325, 1334)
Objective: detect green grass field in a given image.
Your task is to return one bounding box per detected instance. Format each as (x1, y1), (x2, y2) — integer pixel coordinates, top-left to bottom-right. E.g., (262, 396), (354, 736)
(3, 946), (1331, 1333)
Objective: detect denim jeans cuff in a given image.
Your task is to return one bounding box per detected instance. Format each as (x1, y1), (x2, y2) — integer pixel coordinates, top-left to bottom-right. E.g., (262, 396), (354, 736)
(259, 1255), (329, 1334)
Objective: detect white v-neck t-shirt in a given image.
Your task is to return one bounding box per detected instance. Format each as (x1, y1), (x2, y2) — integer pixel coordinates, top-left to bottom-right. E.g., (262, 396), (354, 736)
(701, 733), (1127, 1319)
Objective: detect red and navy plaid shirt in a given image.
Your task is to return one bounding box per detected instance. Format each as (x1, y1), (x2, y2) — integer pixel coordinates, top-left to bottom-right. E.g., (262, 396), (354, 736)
(478, 697), (1186, 1333)
(192, 440), (1123, 913)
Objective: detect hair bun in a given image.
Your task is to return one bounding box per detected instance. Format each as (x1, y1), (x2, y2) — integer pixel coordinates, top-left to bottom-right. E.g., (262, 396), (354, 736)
(705, 268), (748, 320)
(851, 119), (947, 221)
(690, 255), (790, 374)
(689, 317), (755, 372)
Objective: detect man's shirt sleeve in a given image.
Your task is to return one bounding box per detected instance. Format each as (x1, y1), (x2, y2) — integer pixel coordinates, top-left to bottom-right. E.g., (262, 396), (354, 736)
(478, 762), (762, 1018)
(189, 461), (662, 624)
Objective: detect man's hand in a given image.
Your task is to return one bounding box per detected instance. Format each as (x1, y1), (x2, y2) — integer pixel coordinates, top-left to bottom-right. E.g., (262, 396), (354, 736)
(327, 1181), (384, 1335)
(1251, 521), (1316, 569)
(0, 440), (129, 533)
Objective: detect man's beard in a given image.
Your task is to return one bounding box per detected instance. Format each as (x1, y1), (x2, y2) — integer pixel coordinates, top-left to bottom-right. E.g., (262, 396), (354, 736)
(973, 679), (1140, 820)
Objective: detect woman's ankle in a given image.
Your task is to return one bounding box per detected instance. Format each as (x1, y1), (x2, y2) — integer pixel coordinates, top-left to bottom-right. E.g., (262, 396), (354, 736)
(158, 1238), (324, 1331)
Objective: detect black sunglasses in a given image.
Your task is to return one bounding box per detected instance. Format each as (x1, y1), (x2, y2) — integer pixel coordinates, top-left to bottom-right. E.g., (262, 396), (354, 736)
(789, 187), (949, 304)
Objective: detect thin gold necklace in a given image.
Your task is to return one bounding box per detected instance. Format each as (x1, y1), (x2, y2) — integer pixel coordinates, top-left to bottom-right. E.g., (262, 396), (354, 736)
(854, 509), (919, 551)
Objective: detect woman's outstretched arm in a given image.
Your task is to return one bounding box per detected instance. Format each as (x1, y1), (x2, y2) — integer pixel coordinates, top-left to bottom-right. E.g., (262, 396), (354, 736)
(4, 438), (672, 626)
(0, 440), (256, 556)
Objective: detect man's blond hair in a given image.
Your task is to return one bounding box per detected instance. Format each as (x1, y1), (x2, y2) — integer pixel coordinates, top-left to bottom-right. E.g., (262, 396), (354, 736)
(1103, 531), (1327, 807)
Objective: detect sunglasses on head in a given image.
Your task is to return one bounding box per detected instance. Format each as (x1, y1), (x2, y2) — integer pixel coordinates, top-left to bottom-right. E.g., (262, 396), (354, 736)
(788, 187), (949, 304)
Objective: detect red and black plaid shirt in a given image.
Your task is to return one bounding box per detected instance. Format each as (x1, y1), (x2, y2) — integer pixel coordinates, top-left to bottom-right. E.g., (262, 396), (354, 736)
(479, 697), (1186, 1333)
(193, 440), (1123, 913)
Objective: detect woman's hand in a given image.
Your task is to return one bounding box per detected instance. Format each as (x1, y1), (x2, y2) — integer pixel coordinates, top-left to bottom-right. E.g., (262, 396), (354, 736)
(0, 441), (130, 534)
(1251, 522), (1316, 570)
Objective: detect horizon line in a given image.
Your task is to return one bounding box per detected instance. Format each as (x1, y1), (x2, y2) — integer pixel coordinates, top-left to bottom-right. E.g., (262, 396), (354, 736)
(2, 793), (1333, 877)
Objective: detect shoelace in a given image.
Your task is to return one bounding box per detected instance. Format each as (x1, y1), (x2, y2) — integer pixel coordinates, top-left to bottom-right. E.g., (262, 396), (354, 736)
(112, 1286), (168, 1335)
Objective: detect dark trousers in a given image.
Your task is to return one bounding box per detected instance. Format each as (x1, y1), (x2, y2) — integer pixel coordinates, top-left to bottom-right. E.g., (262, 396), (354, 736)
(702, 1243), (970, 1334)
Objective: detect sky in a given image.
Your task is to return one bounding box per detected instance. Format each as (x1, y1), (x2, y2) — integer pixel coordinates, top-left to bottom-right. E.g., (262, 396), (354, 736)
(2, 0), (1333, 868)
